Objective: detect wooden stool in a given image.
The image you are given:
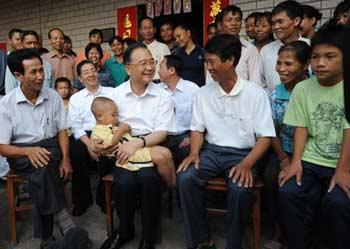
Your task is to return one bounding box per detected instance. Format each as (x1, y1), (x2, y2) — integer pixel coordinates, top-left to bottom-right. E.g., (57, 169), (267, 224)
(206, 177), (263, 249)
(7, 170), (70, 244)
(7, 171), (33, 245)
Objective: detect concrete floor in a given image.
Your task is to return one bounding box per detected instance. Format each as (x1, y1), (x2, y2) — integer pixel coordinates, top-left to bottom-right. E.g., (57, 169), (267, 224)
(0, 178), (262, 249)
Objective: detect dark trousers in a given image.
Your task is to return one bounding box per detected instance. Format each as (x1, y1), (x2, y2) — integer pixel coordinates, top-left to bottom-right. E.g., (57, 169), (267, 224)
(164, 132), (190, 167)
(177, 144), (256, 249)
(113, 166), (161, 244)
(278, 161), (350, 249)
(9, 137), (65, 238)
(69, 136), (113, 210)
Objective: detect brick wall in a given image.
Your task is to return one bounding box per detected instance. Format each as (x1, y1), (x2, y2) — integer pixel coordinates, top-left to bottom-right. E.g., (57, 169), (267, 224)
(0, 0), (340, 52)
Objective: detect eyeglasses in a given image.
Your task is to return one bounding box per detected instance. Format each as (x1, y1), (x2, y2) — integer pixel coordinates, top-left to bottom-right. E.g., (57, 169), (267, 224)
(127, 59), (157, 68)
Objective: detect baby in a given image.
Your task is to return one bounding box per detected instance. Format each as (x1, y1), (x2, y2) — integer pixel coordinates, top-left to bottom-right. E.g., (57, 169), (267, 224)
(90, 96), (176, 187)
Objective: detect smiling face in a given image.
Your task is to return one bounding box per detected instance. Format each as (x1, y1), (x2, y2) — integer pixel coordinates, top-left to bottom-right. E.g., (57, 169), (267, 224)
(220, 11), (242, 36)
(125, 47), (155, 85)
(205, 52), (234, 84)
(87, 47), (101, 65)
(110, 39), (123, 56)
(174, 27), (191, 49)
(10, 32), (22, 51)
(272, 11), (301, 43)
(276, 50), (307, 88)
(49, 29), (64, 52)
(254, 17), (272, 42)
(311, 44), (343, 86)
(15, 57), (44, 93)
(79, 63), (99, 88)
(245, 16), (255, 39)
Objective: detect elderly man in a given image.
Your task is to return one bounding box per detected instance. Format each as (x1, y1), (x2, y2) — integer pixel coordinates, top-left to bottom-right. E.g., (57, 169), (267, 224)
(0, 49), (89, 249)
(106, 43), (175, 249)
(177, 35), (275, 249)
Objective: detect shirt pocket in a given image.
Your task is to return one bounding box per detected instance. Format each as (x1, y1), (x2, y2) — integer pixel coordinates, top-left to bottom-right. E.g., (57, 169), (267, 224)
(229, 114), (254, 138)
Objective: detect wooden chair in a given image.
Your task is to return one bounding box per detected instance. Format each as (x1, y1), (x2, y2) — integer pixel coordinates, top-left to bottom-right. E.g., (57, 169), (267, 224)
(206, 177), (263, 249)
(7, 170), (69, 244)
(7, 171), (33, 244)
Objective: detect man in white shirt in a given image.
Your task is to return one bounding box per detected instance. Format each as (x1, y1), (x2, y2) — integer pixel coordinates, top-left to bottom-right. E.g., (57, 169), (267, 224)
(216, 5), (263, 86)
(68, 60), (114, 216)
(139, 17), (170, 82)
(260, 0), (310, 91)
(109, 43), (176, 249)
(158, 54), (199, 166)
(177, 34), (275, 249)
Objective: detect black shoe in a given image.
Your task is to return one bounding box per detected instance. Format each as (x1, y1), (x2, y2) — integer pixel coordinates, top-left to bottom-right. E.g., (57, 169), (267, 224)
(72, 205), (88, 217)
(100, 230), (132, 249)
(40, 236), (61, 249)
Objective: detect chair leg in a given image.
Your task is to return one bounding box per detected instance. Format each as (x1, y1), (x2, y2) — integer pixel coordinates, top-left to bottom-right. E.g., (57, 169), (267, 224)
(252, 189), (261, 249)
(105, 181), (113, 238)
(7, 178), (17, 245)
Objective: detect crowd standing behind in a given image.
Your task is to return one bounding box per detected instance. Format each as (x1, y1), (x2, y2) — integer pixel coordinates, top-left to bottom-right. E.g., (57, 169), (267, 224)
(0, 1), (350, 249)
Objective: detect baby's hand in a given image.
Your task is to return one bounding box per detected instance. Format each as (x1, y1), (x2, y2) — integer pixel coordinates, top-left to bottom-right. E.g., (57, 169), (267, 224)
(118, 122), (131, 133)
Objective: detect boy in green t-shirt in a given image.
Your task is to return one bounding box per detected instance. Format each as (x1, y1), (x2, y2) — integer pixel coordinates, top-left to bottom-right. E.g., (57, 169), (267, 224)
(278, 24), (350, 249)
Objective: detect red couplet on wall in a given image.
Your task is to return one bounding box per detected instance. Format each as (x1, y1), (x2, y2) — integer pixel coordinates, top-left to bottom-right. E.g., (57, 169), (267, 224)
(117, 6), (138, 40)
(0, 42), (7, 52)
(203, 0), (229, 44)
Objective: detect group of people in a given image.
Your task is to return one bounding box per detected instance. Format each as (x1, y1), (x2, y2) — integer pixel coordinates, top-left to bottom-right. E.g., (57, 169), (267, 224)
(0, 1), (350, 249)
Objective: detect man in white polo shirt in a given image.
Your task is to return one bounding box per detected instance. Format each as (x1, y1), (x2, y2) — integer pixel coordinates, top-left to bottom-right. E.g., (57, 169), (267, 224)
(177, 34), (275, 249)
(109, 43), (176, 249)
(139, 17), (170, 82)
(260, 0), (310, 91)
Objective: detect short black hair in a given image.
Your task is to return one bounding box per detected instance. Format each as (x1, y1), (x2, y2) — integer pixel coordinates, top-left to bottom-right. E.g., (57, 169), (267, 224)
(20, 30), (39, 43)
(334, 2), (350, 19)
(8, 29), (22, 39)
(278, 40), (311, 66)
(108, 36), (124, 46)
(64, 35), (72, 44)
(271, 0), (303, 21)
(161, 22), (174, 30)
(204, 34), (242, 67)
(7, 48), (43, 75)
(55, 77), (71, 89)
(123, 38), (138, 47)
(48, 28), (64, 39)
(123, 42), (147, 64)
(245, 12), (260, 22)
(89, 29), (103, 39)
(139, 17), (155, 28)
(76, 60), (97, 76)
(254, 12), (272, 25)
(164, 55), (184, 77)
(207, 23), (217, 32)
(311, 23), (346, 53)
(85, 43), (103, 60)
(302, 5), (322, 25)
(218, 5), (243, 22)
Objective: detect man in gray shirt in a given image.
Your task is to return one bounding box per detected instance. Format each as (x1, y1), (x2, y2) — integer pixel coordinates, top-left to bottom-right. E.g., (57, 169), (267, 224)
(0, 49), (90, 249)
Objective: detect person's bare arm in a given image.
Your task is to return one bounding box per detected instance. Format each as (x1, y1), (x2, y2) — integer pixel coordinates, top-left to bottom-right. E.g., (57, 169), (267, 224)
(278, 127), (308, 187)
(271, 137), (290, 168)
(58, 130), (72, 180)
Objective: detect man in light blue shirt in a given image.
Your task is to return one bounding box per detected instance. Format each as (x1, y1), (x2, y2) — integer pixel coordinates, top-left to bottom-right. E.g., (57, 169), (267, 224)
(5, 30), (53, 94)
(159, 54), (199, 166)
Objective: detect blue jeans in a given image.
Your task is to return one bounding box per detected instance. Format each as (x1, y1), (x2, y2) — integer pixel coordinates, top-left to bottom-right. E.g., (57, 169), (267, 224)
(278, 161), (350, 249)
(177, 144), (256, 249)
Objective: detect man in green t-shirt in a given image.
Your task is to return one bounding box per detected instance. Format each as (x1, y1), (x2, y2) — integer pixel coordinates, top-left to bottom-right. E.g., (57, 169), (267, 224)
(277, 24), (350, 249)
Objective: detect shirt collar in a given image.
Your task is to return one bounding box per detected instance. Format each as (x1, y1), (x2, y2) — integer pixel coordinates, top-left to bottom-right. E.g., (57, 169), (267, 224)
(215, 76), (245, 98)
(125, 80), (158, 97)
(83, 85), (104, 97)
(48, 50), (70, 58)
(144, 39), (157, 47)
(275, 83), (290, 100)
(161, 78), (185, 93)
(15, 87), (49, 105)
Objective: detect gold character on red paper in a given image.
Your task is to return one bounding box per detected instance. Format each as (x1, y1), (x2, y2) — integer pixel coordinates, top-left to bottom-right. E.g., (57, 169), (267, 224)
(210, 0), (222, 22)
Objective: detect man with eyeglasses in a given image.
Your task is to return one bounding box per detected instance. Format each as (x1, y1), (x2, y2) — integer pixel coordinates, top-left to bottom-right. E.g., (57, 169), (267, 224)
(100, 43), (176, 249)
